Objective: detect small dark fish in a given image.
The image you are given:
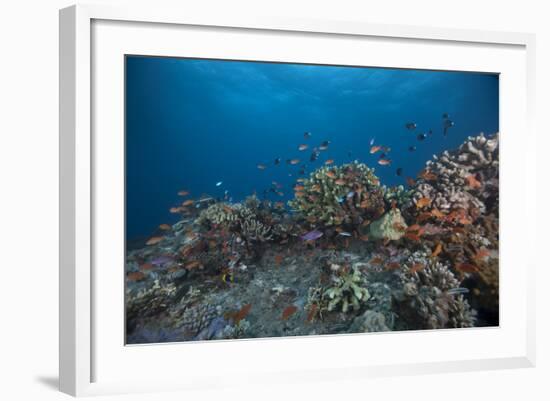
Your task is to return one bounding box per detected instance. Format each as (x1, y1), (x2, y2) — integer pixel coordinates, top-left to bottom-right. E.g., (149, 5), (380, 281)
(379, 152), (386, 159)
(405, 122), (417, 130)
(310, 151), (320, 162)
(304, 131), (312, 139)
(428, 129), (433, 136)
(417, 133), (427, 141)
(274, 158), (281, 165)
(442, 113), (449, 119)
(396, 168), (403, 176)
(408, 146), (416, 152)
(319, 140), (330, 151)
(443, 119), (454, 136)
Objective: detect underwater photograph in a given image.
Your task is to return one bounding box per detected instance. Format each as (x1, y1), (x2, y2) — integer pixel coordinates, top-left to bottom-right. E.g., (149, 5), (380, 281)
(125, 55), (499, 344)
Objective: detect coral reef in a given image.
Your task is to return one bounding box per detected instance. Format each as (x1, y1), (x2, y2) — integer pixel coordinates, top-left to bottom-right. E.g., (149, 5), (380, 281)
(126, 132), (498, 343)
(197, 195), (286, 243)
(406, 133), (499, 217)
(394, 251), (476, 329)
(288, 162), (385, 228)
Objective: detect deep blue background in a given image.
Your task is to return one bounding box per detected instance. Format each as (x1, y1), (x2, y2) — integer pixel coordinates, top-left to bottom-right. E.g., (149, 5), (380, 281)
(126, 56), (498, 240)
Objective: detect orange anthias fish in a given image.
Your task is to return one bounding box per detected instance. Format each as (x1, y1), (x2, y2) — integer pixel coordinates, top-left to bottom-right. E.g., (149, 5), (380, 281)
(306, 304), (318, 323)
(406, 177), (416, 187)
(385, 262), (400, 271)
(415, 197), (431, 209)
(431, 208), (445, 219)
(295, 191), (305, 197)
(326, 171), (336, 179)
(182, 199), (194, 207)
(417, 212), (432, 223)
(140, 263), (154, 271)
(369, 256), (384, 265)
(185, 260), (202, 270)
(359, 235), (369, 242)
(274, 201), (285, 209)
(289, 159), (301, 165)
(473, 248), (491, 261)
(418, 169), (438, 181)
(233, 304), (252, 324)
(410, 263), (425, 274)
(465, 174), (482, 189)
(455, 263), (479, 273)
(311, 184), (322, 192)
(334, 179), (346, 185)
(169, 207), (182, 214)
(177, 190), (190, 197)
(325, 159), (334, 165)
(159, 224), (171, 231)
(146, 236), (163, 246)
(294, 185), (305, 191)
(274, 254), (283, 266)
(431, 243), (443, 258)
(404, 232), (421, 241)
(370, 145), (382, 154)
(282, 305), (298, 320)
(127, 271), (145, 281)
(378, 159), (392, 166)
(298, 144), (309, 151)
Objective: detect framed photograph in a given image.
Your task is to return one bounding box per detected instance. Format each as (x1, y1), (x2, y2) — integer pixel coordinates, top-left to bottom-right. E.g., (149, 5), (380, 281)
(59, 4), (536, 396)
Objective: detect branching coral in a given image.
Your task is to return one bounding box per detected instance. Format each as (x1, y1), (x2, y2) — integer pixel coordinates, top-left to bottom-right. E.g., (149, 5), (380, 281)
(406, 133), (499, 217)
(197, 196), (279, 243)
(288, 161), (385, 228)
(240, 218), (273, 242)
(394, 251), (477, 329)
(324, 266), (371, 313)
(126, 280), (177, 321)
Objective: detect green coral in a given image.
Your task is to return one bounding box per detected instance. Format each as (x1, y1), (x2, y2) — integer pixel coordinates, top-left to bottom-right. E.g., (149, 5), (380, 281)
(324, 266), (370, 313)
(369, 208), (407, 240)
(288, 161), (386, 228)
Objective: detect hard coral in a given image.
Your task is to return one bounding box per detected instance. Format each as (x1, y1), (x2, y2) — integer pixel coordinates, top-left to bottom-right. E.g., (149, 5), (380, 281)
(369, 208), (408, 241)
(394, 251), (477, 329)
(324, 266), (370, 313)
(288, 161), (385, 228)
(406, 133), (499, 217)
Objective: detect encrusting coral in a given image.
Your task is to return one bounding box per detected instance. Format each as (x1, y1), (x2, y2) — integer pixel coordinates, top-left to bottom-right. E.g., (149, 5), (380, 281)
(369, 207), (408, 240)
(288, 161), (385, 229)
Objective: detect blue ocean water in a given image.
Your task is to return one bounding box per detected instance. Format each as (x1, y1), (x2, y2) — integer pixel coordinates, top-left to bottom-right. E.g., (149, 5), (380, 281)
(126, 56), (498, 241)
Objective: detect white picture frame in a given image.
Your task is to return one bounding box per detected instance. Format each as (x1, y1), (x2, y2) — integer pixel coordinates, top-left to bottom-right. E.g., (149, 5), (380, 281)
(59, 4), (536, 397)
